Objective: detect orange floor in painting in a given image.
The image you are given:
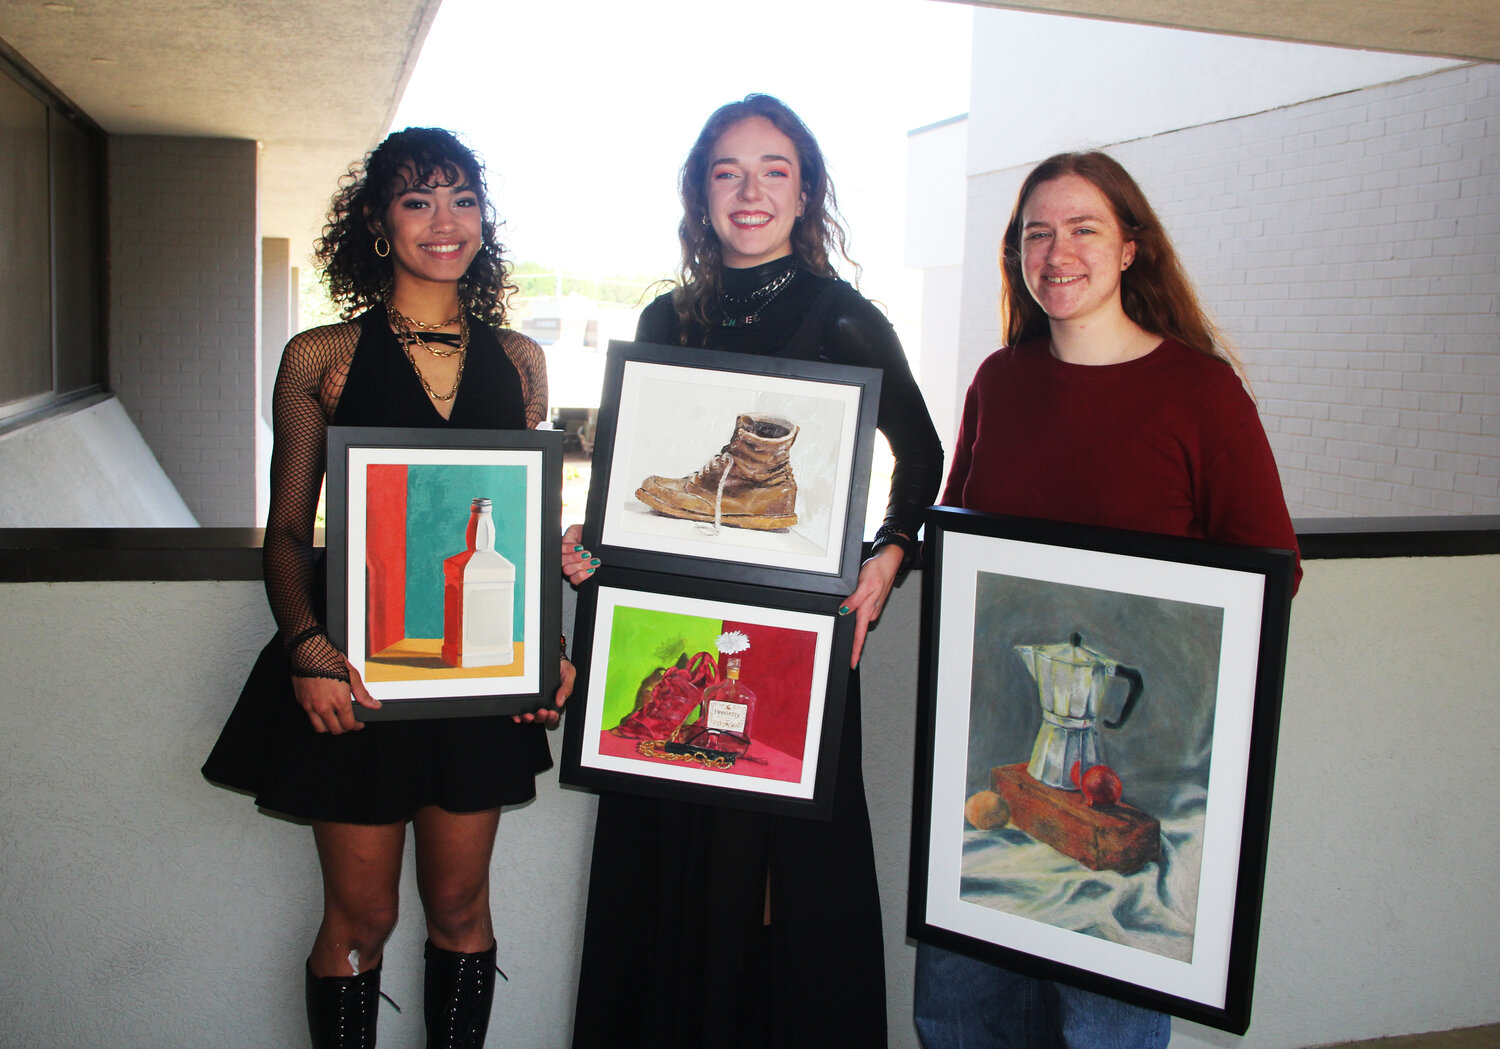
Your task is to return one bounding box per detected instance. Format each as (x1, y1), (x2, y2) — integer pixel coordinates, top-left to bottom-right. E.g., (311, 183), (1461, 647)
(364, 639), (526, 681)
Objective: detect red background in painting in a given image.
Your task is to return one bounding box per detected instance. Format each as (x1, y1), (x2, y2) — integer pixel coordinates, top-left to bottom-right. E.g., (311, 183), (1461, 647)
(718, 619), (818, 761)
(365, 464), (408, 654)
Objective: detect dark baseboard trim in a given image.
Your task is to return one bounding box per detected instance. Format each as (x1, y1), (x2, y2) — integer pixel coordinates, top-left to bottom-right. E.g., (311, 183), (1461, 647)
(0, 528), (269, 582)
(2, 518), (1496, 584)
(1293, 516), (1500, 560)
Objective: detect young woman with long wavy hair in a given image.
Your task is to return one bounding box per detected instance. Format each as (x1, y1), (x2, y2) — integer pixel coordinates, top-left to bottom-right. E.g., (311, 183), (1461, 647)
(563, 94), (943, 1048)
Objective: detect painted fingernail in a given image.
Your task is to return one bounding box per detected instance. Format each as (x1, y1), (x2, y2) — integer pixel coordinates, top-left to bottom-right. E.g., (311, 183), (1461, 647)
(586, 566), (596, 575)
(589, 558), (600, 566)
(572, 545), (583, 552)
(838, 606), (851, 615)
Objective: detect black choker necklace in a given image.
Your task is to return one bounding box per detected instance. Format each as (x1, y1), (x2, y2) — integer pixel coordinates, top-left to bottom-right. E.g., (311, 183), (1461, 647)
(718, 262), (798, 327)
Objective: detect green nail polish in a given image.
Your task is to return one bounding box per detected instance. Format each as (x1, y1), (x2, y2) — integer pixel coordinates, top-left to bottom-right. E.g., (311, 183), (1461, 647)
(838, 605), (851, 615)
(573, 545), (583, 552)
(589, 558), (600, 566)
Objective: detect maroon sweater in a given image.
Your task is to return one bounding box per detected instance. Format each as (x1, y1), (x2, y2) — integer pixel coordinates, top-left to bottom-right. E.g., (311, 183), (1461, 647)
(942, 337), (1301, 591)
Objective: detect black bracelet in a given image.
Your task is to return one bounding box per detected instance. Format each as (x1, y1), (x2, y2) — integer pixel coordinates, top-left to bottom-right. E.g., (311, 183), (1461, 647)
(871, 523), (917, 568)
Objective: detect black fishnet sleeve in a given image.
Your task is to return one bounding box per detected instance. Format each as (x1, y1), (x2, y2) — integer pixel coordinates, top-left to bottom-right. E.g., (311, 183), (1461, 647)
(499, 329), (549, 429)
(263, 322), (360, 680)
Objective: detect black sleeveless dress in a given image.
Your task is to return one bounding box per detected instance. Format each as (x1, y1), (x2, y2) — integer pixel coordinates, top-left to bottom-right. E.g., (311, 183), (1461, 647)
(202, 308), (553, 824)
(570, 263), (944, 1048)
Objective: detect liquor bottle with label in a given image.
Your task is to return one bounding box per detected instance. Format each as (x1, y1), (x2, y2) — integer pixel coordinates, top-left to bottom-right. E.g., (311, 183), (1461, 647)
(441, 497), (516, 668)
(697, 656), (756, 756)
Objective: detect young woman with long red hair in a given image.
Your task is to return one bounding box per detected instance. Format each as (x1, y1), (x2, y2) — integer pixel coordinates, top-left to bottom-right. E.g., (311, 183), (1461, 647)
(914, 151), (1299, 1049)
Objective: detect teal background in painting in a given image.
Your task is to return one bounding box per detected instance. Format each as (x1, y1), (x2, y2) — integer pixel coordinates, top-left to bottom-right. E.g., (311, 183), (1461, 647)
(404, 463), (529, 640)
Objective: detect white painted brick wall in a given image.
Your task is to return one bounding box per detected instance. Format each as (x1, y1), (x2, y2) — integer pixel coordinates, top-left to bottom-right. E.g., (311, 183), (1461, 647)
(108, 136), (259, 526)
(959, 63), (1500, 517)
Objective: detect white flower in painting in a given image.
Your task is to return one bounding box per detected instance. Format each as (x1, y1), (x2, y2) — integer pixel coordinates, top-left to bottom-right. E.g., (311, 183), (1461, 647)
(714, 630), (750, 655)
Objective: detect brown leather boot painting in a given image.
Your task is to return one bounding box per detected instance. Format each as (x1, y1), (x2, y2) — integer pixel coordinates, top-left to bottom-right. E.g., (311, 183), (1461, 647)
(636, 413), (799, 531)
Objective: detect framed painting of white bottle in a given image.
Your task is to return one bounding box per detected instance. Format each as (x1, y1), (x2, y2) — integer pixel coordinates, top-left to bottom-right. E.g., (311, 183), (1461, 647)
(325, 425), (563, 720)
(907, 507), (1296, 1033)
(582, 341), (882, 595)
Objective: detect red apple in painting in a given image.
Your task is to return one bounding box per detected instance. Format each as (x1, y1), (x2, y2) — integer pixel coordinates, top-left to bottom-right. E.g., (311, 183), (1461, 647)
(1080, 765), (1123, 808)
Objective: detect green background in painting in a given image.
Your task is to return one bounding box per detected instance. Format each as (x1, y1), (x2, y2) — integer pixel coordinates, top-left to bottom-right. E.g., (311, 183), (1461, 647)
(404, 463), (529, 640)
(601, 606), (722, 729)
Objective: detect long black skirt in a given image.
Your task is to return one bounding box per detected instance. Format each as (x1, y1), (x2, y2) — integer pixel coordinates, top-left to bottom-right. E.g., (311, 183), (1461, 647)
(571, 674), (886, 1048)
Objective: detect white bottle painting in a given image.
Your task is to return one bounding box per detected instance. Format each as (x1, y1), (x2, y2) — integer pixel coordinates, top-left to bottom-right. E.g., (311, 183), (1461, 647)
(441, 497), (516, 668)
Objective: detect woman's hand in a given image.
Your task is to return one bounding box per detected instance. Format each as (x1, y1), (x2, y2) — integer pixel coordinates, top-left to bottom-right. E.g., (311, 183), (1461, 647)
(293, 659), (380, 734)
(840, 545), (905, 669)
(513, 658), (574, 726)
(561, 523), (599, 585)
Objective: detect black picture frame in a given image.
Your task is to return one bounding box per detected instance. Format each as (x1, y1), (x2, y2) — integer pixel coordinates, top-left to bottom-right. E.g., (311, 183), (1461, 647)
(326, 425), (562, 720)
(582, 340), (882, 595)
(559, 566), (852, 819)
(908, 507), (1296, 1034)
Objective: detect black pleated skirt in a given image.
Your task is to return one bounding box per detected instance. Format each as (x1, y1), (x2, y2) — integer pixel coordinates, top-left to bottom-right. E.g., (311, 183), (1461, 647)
(202, 634), (552, 825)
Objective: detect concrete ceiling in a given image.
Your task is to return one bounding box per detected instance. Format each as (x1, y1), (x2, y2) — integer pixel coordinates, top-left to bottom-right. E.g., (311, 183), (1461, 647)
(0, 0), (440, 260)
(966, 0), (1500, 63)
(0, 0), (1492, 263)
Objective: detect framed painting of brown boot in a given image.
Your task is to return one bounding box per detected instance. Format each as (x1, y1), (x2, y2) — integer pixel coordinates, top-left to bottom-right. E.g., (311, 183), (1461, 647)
(559, 566), (851, 818)
(581, 341), (883, 595)
(907, 507), (1296, 1033)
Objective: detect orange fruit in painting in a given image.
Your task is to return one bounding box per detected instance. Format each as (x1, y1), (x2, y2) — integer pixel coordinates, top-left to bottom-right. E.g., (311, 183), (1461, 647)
(964, 790), (1011, 830)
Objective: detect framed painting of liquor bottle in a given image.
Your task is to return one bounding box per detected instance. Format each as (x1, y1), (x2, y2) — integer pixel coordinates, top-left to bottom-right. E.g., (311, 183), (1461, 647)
(559, 566), (852, 819)
(908, 507), (1296, 1034)
(581, 340), (882, 596)
(325, 425), (563, 720)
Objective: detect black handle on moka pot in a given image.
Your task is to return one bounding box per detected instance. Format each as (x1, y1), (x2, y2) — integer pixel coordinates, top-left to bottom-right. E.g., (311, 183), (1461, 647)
(1102, 665), (1144, 729)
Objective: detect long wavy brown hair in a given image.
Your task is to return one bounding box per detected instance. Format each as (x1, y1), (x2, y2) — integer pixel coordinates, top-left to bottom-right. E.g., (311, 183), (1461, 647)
(316, 127), (514, 327)
(671, 94), (855, 336)
(1000, 151), (1239, 373)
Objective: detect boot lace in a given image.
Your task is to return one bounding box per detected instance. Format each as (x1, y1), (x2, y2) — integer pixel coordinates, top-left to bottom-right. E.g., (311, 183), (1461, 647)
(692, 453), (735, 536)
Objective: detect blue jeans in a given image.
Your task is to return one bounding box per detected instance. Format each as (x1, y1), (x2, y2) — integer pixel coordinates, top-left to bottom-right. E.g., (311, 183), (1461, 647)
(914, 943), (1170, 1049)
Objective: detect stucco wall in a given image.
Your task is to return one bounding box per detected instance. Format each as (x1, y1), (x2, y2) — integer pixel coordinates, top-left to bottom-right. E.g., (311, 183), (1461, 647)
(0, 397), (196, 527)
(1, 556), (1497, 1047)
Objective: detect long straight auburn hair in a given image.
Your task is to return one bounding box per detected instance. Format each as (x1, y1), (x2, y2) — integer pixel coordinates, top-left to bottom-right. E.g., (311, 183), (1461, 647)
(999, 151), (1242, 376)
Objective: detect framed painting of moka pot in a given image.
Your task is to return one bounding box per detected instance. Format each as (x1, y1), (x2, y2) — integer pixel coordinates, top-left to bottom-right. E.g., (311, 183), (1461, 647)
(908, 507), (1296, 1033)
(325, 426), (563, 720)
(582, 341), (882, 596)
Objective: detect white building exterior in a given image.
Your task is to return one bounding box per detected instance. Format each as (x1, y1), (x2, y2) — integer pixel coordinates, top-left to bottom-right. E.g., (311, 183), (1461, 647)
(907, 10), (1496, 515)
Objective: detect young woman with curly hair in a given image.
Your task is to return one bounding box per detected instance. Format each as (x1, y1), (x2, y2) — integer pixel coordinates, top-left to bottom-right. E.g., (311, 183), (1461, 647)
(204, 126), (570, 1048)
(562, 94), (944, 1048)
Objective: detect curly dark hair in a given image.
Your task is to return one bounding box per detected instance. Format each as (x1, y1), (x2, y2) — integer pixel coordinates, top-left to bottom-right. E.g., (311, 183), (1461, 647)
(315, 127), (514, 327)
(672, 94), (856, 335)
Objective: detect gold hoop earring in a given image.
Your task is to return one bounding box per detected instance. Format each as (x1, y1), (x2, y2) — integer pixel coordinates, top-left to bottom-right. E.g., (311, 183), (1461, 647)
(374, 236), (391, 258)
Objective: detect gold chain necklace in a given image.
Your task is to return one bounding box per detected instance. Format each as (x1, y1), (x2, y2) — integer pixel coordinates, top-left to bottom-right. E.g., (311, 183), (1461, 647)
(391, 306), (468, 359)
(389, 303), (462, 331)
(391, 308), (469, 402)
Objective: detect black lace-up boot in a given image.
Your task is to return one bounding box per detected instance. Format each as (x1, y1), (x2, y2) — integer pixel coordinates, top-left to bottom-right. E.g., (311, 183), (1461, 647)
(423, 940), (498, 1048)
(305, 959), (381, 1048)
